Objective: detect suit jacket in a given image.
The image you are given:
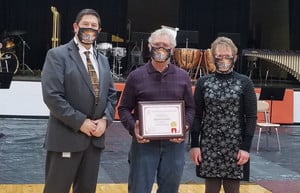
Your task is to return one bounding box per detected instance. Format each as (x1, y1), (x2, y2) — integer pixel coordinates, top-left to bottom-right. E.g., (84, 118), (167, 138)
(41, 40), (117, 152)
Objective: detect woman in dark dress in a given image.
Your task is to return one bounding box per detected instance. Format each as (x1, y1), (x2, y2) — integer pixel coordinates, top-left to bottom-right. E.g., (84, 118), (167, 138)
(190, 36), (257, 193)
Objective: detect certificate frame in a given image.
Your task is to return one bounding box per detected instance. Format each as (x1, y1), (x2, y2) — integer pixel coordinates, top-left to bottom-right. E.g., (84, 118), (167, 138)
(138, 100), (185, 140)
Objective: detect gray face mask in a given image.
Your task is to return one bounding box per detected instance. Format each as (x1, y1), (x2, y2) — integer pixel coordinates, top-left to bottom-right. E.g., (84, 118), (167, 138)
(214, 57), (234, 74)
(77, 27), (99, 45)
(150, 47), (171, 63)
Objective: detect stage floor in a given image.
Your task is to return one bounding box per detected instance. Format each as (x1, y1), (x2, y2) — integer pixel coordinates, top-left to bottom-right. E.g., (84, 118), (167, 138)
(0, 119), (300, 193)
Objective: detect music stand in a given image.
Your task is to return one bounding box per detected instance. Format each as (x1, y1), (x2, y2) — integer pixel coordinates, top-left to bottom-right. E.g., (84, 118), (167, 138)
(176, 30), (199, 48)
(259, 87), (285, 123)
(127, 32), (150, 72)
(0, 72), (13, 89)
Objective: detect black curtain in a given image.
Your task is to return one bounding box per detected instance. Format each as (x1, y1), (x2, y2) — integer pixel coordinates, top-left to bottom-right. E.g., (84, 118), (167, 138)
(0, 0), (128, 70)
(178, 0), (250, 73)
(178, 0), (251, 49)
(289, 0), (300, 50)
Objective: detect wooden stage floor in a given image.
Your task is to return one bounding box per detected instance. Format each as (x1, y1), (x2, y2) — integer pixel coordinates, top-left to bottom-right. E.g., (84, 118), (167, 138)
(0, 183), (272, 193)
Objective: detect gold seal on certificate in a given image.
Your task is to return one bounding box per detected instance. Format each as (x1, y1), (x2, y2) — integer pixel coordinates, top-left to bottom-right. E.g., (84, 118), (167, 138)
(138, 101), (185, 140)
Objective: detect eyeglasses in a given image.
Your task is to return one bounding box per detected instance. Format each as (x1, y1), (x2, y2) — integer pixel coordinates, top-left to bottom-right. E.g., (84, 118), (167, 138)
(215, 55), (234, 60)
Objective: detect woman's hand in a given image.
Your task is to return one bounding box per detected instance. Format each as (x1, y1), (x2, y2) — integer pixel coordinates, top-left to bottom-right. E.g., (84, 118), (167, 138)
(190, 147), (202, 165)
(237, 149), (250, 165)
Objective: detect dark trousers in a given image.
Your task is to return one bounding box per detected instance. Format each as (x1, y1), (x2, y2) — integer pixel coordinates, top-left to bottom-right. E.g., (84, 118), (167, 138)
(43, 143), (102, 193)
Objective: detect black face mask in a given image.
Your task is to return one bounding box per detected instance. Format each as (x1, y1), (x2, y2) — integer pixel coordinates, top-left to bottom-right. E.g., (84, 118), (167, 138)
(150, 47), (171, 63)
(77, 27), (99, 45)
(214, 57), (234, 74)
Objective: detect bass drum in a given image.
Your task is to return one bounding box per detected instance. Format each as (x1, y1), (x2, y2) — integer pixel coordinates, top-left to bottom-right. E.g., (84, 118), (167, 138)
(0, 52), (19, 74)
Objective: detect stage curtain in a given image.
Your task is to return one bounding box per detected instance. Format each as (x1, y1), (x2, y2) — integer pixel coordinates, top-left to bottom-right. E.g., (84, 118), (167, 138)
(178, 0), (250, 73)
(0, 0), (128, 70)
(178, 0), (250, 49)
(289, 0), (300, 50)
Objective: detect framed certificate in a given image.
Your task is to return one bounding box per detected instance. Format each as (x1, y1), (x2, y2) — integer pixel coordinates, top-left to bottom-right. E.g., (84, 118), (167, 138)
(138, 101), (185, 140)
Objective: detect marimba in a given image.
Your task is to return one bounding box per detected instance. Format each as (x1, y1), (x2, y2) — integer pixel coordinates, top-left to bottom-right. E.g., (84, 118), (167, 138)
(243, 49), (300, 81)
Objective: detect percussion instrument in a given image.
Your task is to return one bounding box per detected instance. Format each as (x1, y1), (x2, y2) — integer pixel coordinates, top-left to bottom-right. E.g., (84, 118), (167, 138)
(1, 38), (15, 51)
(174, 48), (216, 81)
(111, 47), (127, 81)
(0, 52), (19, 74)
(202, 49), (216, 73)
(96, 42), (112, 56)
(174, 48), (202, 70)
(7, 30), (27, 36)
(112, 47), (127, 58)
(174, 48), (202, 81)
(242, 49), (300, 81)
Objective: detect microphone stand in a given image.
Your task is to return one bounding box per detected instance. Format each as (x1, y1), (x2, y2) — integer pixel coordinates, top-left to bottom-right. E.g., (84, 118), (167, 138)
(17, 35), (34, 74)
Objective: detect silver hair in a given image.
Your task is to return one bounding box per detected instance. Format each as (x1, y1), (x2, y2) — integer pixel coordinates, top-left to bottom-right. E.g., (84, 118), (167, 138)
(148, 28), (177, 47)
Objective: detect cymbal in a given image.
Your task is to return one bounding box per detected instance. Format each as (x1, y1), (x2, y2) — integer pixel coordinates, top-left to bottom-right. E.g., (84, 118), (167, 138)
(111, 34), (124, 43)
(8, 30), (27, 36)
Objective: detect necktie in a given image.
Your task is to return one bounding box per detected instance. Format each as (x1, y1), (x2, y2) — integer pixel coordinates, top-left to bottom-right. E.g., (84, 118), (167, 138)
(84, 51), (99, 102)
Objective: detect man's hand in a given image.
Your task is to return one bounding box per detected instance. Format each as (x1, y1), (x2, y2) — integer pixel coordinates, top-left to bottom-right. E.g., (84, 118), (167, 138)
(134, 120), (150, 143)
(169, 125), (189, 143)
(91, 118), (107, 137)
(169, 137), (185, 143)
(79, 119), (97, 136)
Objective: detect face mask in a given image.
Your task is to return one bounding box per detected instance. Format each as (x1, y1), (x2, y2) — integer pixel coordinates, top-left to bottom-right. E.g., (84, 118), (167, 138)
(214, 57), (234, 74)
(150, 47), (171, 63)
(77, 27), (99, 45)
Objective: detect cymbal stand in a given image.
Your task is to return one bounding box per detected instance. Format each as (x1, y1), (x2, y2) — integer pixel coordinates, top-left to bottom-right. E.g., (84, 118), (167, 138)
(112, 55), (125, 81)
(18, 35), (34, 74)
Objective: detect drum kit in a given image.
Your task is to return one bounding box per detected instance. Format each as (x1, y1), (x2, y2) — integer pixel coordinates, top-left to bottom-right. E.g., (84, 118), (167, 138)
(0, 30), (32, 74)
(96, 41), (127, 81)
(93, 29), (216, 82)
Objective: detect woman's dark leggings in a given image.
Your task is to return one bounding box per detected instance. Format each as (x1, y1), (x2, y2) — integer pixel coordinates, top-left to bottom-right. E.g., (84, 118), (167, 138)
(205, 178), (240, 193)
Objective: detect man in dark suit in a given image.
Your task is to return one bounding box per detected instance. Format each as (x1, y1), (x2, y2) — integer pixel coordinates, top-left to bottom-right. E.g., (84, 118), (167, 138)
(41, 9), (117, 193)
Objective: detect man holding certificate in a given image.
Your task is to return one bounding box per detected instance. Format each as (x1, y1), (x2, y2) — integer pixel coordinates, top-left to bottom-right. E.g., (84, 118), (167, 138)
(118, 28), (195, 193)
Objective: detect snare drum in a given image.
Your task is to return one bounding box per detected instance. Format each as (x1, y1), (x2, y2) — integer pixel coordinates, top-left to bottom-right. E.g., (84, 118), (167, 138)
(174, 48), (202, 70)
(112, 47), (127, 58)
(96, 42), (112, 56)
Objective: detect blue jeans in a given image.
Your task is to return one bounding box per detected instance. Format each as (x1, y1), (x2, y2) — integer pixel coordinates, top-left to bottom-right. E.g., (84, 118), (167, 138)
(128, 139), (185, 193)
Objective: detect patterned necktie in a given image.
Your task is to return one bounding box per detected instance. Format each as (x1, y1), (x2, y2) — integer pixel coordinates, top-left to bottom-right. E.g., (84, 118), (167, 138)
(84, 51), (99, 102)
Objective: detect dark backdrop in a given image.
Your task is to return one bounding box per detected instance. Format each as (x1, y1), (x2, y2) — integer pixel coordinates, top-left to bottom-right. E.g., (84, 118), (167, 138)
(0, 0), (299, 71)
(0, 0), (128, 70)
(289, 0), (300, 50)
